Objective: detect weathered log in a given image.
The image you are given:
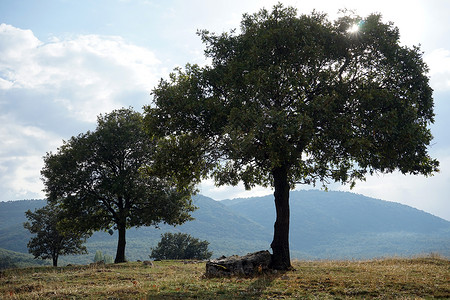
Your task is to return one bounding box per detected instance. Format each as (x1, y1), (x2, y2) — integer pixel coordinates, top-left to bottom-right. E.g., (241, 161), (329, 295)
(205, 250), (271, 277)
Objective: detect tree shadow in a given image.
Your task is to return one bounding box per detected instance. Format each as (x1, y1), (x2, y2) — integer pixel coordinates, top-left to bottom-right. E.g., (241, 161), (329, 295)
(243, 271), (286, 299)
(145, 271), (286, 299)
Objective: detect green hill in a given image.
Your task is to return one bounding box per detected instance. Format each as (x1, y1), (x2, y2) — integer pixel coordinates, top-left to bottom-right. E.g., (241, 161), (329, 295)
(222, 190), (450, 259)
(74, 194), (271, 264)
(0, 196), (271, 265)
(1, 191), (449, 267)
(0, 199), (46, 253)
(0, 247), (50, 269)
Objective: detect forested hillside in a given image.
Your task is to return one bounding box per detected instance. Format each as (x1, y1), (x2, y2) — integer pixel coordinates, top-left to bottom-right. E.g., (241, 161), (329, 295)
(223, 190), (450, 258)
(0, 200), (46, 253)
(0, 248), (50, 269)
(0, 196), (271, 265)
(1, 191), (449, 267)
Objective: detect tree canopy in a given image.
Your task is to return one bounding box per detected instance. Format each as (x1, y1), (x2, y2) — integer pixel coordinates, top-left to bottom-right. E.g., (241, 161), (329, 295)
(150, 232), (212, 260)
(41, 108), (197, 263)
(24, 203), (88, 267)
(145, 4), (439, 270)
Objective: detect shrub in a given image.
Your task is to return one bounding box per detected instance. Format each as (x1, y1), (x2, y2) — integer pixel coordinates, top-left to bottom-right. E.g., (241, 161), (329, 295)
(94, 250), (103, 263)
(104, 254), (114, 264)
(150, 233), (212, 260)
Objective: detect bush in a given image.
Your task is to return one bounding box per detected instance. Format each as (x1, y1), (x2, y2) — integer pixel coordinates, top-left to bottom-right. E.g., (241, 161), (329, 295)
(94, 250), (103, 263)
(104, 254), (114, 264)
(0, 256), (16, 270)
(94, 250), (114, 264)
(150, 233), (212, 260)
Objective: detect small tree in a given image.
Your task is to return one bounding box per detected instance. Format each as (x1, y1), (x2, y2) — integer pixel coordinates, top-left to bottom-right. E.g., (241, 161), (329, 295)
(94, 250), (103, 262)
(41, 108), (197, 263)
(103, 254), (114, 264)
(150, 233), (212, 260)
(24, 203), (88, 267)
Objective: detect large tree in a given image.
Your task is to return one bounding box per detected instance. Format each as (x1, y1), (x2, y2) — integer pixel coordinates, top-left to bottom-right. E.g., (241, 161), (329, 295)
(145, 5), (439, 270)
(24, 203), (88, 267)
(41, 108), (196, 263)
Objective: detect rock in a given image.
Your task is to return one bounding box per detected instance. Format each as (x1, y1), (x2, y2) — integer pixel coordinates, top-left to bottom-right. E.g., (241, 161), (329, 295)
(143, 261), (154, 267)
(205, 250), (272, 277)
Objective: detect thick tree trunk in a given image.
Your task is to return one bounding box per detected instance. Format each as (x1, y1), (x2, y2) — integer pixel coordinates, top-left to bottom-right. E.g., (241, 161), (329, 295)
(115, 223), (127, 263)
(270, 165), (292, 270)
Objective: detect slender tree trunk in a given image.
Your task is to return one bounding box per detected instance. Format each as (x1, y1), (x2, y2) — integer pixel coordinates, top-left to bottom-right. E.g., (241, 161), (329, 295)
(52, 250), (59, 267)
(270, 165), (292, 270)
(52, 253), (58, 267)
(115, 222), (127, 263)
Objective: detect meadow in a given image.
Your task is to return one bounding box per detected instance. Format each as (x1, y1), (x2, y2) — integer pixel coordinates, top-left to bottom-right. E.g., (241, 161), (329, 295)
(1, 255), (449, 299)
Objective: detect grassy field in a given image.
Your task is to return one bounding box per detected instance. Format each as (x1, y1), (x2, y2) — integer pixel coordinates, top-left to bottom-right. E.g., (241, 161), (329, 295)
(1, 256), (449, 299)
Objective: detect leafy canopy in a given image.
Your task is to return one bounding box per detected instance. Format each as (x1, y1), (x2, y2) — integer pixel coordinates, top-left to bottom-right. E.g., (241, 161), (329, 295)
(146, 4), (439, 189)
(41, 108), (197, 262)
(150, 232), (212, 260)
(24, 203), (88, 266)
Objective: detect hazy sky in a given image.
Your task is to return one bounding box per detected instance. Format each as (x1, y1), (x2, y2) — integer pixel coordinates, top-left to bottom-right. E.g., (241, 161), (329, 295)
(1, 0), (449, 220)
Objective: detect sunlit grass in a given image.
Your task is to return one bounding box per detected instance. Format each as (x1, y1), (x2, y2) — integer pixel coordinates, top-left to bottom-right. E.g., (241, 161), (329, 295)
(1, 256), (449, 299)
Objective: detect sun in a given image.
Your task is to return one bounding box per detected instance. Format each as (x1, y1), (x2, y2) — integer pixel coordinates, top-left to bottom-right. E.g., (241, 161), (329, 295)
(347, 23), (360, 33)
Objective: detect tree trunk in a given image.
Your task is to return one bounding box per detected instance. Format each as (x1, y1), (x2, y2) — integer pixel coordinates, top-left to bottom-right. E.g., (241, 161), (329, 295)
(115, 222), (127, 263)
(270, 165), (292, 270)
(52, 253), (58, 267)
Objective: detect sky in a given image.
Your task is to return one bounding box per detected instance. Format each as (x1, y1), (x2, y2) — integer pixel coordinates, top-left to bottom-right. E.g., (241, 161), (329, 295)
(1, 0), (449, 221)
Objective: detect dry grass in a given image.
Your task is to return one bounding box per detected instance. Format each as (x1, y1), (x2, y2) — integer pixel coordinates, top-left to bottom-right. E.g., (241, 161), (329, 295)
(1, 256), (449, 299)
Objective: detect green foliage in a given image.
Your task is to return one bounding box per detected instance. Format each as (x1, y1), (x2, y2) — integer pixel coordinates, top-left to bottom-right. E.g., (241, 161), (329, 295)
(0, 253), (16, 270)
(93, 250), (113, 264)
(147, 4), (438, 188)
(103, 254), (114, 264)
(145, 3), (439, 269)
(41, 108), (197, 263)
(23, 203), (88, 266)
(94, 250), (103, 262)
(150, 232), (212, 260)
(0, 248), (50, 270)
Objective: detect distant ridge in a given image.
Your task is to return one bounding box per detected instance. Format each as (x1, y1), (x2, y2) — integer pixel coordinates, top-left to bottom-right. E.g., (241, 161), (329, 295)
(0, 191), (448, 266)
(222, 190), (450, 259)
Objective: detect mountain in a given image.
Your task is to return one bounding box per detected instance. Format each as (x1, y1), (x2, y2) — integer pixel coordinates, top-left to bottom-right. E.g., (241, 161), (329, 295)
(0, 247), (50, 269)
(222, 190), (450, 259)
(93, 194), (272, 261)
(0, 195), (271, 265)
(0, 191), (449, 267)
(0, 199), (46, 253)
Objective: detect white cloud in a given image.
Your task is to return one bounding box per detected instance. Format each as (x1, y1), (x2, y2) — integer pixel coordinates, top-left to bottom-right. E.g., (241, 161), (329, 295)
(0, 24), (162, 122)
(0, 24), (165, 201)
(0, 155), (45, 200)
(0, 24), (40, 60)
(425, 48), (450, 91)
(199, 178), (273, 200)
(0, 114), (61, 156)
(0, 114), (62, 200)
